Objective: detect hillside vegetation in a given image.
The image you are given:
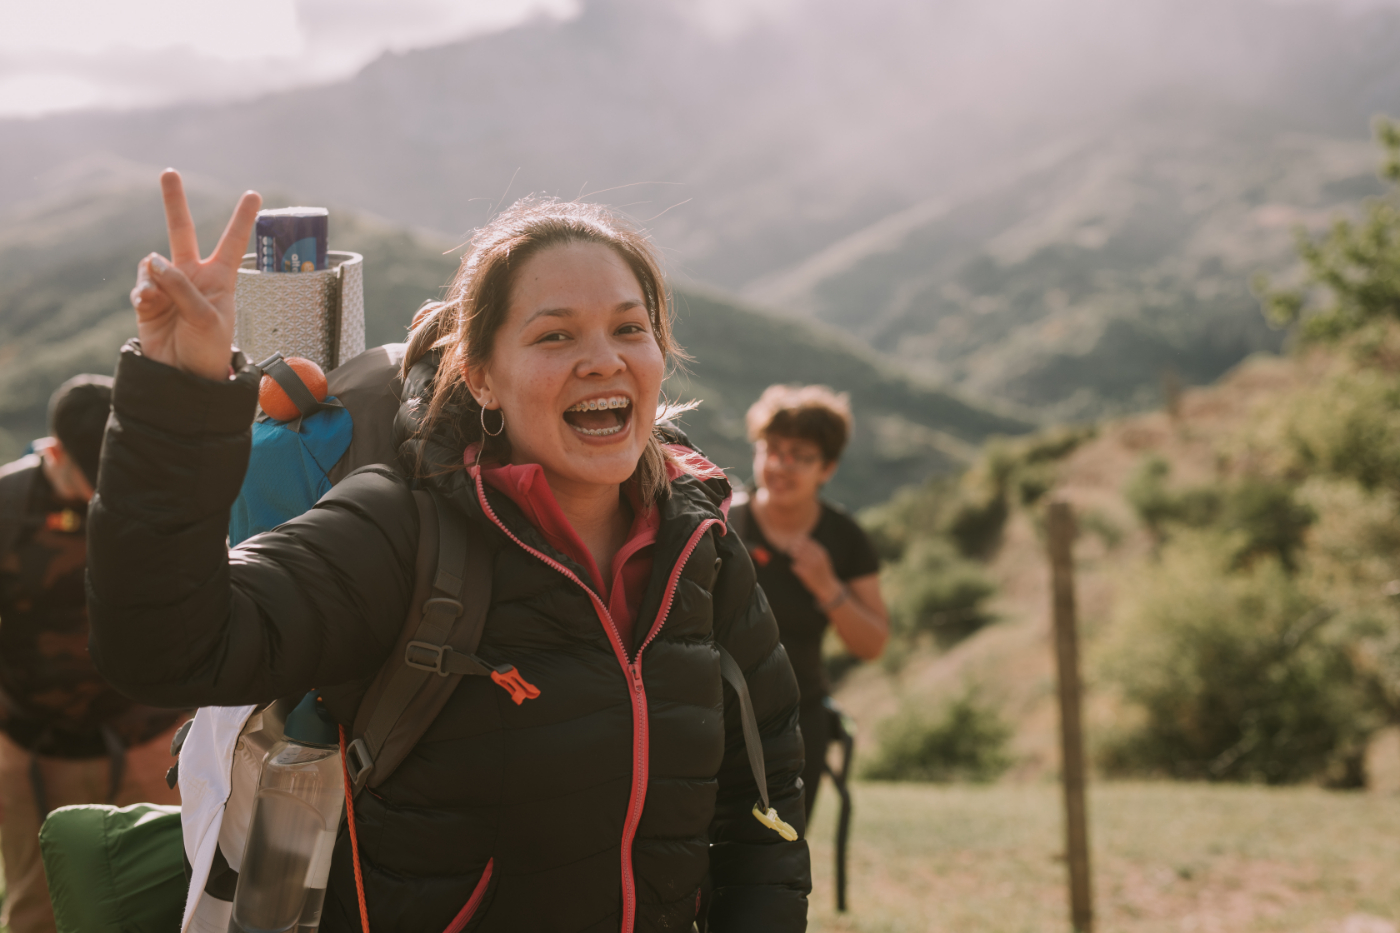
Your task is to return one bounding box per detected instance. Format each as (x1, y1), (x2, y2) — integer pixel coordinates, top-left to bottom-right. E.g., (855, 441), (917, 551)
(0, 175), (462, 454)
(0, 176), (1027, 508)
(6, 0), (1400, 425)
(665, 289), (1027, 504)
(839, 123), (1400, 786)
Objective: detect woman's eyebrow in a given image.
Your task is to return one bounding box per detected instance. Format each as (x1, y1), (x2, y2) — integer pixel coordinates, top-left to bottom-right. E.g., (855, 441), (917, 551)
(526, 301), (644, 326)
(523, 299), (643, 326)
(523, 306), (575, 325)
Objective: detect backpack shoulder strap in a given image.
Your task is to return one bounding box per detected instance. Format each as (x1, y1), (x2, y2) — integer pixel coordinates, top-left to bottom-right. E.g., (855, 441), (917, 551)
(345, 488), (493, 794)
(716, 645), (768, 807)
(717, 644), (799, 842)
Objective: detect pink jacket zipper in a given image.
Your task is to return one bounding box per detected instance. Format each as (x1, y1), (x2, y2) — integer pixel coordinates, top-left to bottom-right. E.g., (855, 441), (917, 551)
(472, 472), (722, 933)
(442, 858), (495, 933)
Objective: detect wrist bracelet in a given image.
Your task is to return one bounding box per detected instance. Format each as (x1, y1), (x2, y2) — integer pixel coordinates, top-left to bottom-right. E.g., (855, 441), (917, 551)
(818, 585), (849, 613)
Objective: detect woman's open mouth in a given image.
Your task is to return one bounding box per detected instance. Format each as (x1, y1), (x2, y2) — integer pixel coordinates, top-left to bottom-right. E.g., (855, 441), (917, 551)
(563, 395), (633, 437)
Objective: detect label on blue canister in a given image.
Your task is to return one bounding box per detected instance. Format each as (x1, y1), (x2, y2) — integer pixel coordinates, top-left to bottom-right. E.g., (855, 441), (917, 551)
(281, 237), (319, 273)
(255, 208), (328, 273)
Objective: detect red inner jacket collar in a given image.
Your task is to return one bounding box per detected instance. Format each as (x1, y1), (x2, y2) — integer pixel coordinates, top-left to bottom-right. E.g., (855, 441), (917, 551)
(464, 444), (728, 647)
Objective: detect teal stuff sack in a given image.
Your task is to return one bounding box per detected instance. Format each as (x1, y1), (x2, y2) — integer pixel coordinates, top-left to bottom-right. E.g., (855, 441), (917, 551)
(229, 404), (353, 546)
(39, 803), (185, 933)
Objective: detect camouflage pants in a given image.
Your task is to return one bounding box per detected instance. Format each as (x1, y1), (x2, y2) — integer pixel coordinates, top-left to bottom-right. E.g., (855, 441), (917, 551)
(0, 722), (184, 933)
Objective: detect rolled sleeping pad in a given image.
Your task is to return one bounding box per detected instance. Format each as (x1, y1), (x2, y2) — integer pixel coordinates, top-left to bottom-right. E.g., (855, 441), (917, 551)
(40, 803), (186, 933)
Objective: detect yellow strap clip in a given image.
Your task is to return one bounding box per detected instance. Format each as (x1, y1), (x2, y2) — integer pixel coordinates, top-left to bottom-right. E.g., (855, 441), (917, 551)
(752, 803), (798, 842)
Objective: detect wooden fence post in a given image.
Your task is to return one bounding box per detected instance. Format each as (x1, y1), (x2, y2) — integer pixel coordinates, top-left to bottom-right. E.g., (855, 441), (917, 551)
(1047, 500), (1093, 933)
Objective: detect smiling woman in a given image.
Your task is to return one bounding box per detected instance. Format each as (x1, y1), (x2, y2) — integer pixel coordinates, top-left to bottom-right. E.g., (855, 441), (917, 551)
(403, 199), (687, 575)
(88, 176), (811, 933)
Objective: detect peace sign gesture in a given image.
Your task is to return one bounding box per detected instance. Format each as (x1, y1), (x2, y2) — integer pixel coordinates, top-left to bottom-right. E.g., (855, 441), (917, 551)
(129, 170), (262, 381)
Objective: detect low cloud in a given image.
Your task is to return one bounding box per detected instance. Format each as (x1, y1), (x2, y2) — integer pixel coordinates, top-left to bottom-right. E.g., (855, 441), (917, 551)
(0, 0), (576, 117)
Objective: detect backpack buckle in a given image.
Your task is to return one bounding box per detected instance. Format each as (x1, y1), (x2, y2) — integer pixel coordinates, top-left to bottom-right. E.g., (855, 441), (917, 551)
(752, 802), (799, 842)
(405, 640), (452, 676)
(345, 737), (375, 792)
(489, 665), (541, 706)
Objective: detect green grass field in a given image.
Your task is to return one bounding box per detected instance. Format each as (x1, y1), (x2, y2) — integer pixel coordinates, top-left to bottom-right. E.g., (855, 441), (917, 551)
(805, 781), (1400, 933)
(1, 780), (1392, 931)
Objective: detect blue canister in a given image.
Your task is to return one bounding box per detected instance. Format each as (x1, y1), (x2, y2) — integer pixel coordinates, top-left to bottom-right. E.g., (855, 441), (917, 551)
(255, 207), (329, 273)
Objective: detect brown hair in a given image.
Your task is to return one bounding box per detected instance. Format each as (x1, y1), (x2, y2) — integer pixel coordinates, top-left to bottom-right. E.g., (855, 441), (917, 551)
(745, 384), (853, 464)
(404, 197), (688, 500)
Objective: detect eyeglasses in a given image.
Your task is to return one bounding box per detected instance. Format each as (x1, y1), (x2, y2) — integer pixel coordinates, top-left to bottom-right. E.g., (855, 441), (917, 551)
(758, 442), (824, 470)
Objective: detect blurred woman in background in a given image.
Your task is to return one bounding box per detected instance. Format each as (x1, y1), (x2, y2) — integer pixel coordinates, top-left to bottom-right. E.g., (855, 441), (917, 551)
(730, 385), (889, 819)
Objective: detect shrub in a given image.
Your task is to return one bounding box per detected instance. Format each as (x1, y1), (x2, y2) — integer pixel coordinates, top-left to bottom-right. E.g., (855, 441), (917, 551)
(1255, 117), (1400, 342)
(1099, 533), (1376, 785)
(864, 691), (1013, 783)
(1124, 456), (1220, 538)
(1078, 507), (1125, 550)
(1019, 424), (1096, 465)
(944, 489), (1009, 559)
(863, 425), (1094, 564)
(860, 476), (958, 562)
(946, 426), (1096, 551)
(1125, 457), (1314, 568)
(1015, 463), (1057, 506)
(1221, 477), (1316, 570)
(1284, 367), (1400, 495)
(1293, 478), (1400, 724)
(882, 538), (997, 647)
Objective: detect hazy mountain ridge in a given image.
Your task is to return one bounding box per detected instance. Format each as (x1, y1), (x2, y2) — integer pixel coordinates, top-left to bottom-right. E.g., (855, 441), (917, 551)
(0, 173), (465, 453)
(7, 0), (1400, 279)
(0, 174), (1027, 508)
(748, 122), (1384, 419)
(664, 288), (1029, 503)
(4, 0), (1400, 429)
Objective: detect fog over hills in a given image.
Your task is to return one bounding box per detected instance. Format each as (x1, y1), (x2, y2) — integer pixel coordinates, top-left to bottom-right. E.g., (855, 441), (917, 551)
(3, 0), (1400, 428)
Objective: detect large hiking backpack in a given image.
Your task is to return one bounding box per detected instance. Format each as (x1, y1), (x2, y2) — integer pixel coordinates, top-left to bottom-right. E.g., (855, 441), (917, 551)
(176, 344), (519, 932)
(36, 344), (473, 933)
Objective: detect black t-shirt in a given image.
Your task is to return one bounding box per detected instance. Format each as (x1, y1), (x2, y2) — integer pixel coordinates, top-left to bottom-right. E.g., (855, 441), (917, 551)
(730, 496), (880, 705)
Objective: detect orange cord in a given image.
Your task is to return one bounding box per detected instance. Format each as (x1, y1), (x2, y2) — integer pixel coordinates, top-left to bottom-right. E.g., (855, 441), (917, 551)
(339, 726), (371, 933)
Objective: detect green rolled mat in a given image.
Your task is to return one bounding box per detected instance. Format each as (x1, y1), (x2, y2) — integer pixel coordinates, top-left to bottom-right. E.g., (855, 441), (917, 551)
(39, 803), (186, 933)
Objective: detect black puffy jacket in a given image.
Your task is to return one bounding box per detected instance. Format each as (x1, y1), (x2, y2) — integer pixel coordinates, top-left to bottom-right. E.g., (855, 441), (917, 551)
(86, 344), (810, 933)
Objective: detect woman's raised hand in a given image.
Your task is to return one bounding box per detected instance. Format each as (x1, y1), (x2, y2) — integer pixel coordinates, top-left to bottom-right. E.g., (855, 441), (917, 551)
(130, 170), (261, 381)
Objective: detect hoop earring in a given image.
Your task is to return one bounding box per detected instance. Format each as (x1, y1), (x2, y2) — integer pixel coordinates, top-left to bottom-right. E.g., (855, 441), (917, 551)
(480, 406), (506, 437)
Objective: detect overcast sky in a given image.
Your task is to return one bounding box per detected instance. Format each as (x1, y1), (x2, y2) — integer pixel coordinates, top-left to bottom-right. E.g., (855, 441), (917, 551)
(0, 0), (580, 117)
(1, 0), (1393, 120)
(0, 0), (823, 118)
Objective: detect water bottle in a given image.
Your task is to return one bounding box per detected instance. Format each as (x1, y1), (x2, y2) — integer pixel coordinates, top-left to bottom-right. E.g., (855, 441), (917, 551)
(229, 692), (345, 933)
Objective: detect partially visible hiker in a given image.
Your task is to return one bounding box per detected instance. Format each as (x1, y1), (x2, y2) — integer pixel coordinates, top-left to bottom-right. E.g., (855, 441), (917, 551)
(0, 375), (184, 933)
(730, 385), (889, 820)
(89, 170), (810, 932)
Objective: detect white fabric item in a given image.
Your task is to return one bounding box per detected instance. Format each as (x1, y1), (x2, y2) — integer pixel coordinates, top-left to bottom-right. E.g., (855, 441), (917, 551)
(218, 707), (288, 874)
(187, 893), (232, 933)
(177, 704), (259, 933)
